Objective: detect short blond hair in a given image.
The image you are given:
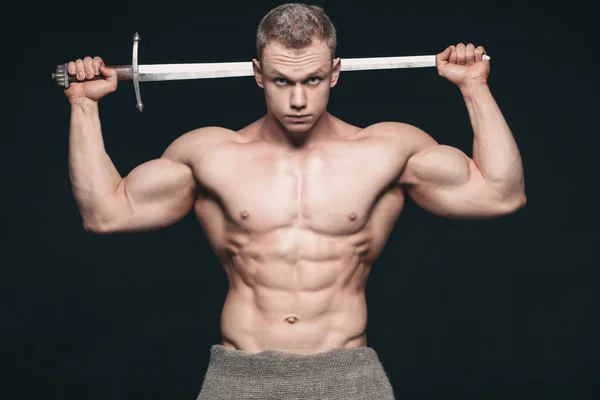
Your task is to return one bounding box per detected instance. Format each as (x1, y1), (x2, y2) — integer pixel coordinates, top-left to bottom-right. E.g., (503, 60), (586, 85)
(256, 3), (337, 61)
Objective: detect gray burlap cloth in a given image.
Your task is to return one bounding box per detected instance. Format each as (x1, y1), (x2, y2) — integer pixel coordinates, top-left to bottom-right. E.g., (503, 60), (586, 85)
(196, 344), (395, 399)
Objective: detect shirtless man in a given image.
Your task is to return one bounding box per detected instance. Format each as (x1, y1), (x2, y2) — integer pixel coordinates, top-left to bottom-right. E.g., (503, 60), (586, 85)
(64, 4), (526, 399)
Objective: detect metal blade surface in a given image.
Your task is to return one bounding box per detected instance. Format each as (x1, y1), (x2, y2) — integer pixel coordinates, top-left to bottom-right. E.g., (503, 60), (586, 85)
(138, 55), (457, 82)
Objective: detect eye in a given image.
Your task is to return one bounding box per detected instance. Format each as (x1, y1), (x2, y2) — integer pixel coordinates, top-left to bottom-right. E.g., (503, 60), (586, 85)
(307, 77), (321, 84)
(274, 78), (288, 85)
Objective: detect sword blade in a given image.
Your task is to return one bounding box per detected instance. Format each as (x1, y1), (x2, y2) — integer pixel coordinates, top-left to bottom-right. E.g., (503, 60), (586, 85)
(138, 54), (489, 82)
(139, 61), (254, 81)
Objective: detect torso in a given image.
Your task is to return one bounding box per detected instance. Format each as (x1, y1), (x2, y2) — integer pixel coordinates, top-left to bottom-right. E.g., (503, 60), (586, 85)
(187, 115), (411, 354)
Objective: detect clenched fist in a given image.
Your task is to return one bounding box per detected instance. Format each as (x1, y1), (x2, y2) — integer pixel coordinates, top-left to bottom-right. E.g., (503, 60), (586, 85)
(436, 43), (490, 88)
(64, 56), (118, 104)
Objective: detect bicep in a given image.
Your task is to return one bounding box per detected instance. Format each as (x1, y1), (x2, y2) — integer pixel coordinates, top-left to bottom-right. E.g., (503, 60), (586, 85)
(399, 145), (514, 219)
(87, 126), (236, 233)
(99, 157), (197, 233)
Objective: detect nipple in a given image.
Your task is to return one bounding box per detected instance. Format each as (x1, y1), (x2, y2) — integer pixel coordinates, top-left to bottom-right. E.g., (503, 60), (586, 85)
(240, 210), (249, 220)
(285, 316), (298, 324)
(348, 212), (358, 221)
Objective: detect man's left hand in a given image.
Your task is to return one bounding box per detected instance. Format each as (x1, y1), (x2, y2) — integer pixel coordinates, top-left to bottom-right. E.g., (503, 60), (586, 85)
(436, 43), (489, 88)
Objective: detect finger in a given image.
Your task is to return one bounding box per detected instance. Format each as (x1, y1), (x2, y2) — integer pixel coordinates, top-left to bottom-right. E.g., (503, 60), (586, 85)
(449, 45), (457, 64)
(474, 46), (486, 62)
(466, 43), (476, 65)
(92, 56), (104, 75)
(99, 65), (117, 83)
(67, 61), (76, 76)
(75, 59), (85, 80)
(456, 43), (466, 65)
(83, 56), (94, 79)
(436, 46), (452, 64)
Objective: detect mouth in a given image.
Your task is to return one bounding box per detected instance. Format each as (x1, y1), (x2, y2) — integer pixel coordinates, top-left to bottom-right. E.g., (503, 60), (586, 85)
(286, 115), (312, 122)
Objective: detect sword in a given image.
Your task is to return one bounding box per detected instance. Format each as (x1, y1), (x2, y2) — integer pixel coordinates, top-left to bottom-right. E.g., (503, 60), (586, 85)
(52, 32), (491, 113)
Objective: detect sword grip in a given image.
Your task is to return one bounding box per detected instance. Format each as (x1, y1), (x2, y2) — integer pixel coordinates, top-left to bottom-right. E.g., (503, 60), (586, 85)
(52, 64), (133, 88)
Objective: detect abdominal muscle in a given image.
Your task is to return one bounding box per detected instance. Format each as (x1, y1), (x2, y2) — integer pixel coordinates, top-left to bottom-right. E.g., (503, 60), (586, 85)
(219, 227), (371, 354)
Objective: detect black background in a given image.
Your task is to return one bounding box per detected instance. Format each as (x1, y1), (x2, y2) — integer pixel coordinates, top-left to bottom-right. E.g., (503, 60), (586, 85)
(5, 0), (599, 398)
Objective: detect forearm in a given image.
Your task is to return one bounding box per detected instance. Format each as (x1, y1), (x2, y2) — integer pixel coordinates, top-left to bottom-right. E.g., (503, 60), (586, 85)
(461, 82), (525, 200)
(68, 100), (122, 226)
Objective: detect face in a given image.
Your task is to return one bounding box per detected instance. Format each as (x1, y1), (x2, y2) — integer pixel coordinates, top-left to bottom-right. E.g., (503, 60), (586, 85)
(253, 39), (340, 134)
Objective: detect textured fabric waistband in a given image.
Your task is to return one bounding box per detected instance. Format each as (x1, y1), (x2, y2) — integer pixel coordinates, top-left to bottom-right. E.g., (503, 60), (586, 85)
(197, 344), (396, 399)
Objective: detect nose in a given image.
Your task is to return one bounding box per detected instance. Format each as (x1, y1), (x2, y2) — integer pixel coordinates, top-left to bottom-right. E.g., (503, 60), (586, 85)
(290, 84), (307, 111)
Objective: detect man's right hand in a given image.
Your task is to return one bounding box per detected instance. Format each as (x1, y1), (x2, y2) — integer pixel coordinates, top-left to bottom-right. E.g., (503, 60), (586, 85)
(65, 56), (118, 104)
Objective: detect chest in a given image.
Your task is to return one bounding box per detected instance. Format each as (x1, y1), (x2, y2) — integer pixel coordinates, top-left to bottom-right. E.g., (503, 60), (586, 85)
(197, 140), (402, 234)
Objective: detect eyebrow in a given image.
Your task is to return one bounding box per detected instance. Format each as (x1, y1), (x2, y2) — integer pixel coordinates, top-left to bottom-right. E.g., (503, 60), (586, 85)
(269, 68), (328, 79)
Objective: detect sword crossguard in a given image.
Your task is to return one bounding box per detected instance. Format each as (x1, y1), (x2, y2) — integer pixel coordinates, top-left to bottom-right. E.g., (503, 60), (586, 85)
(132, 32), (143, 113)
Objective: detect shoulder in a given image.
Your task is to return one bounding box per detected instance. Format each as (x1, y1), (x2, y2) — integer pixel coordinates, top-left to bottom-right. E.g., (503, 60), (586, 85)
(170, 126), (239, 147)
(361, 121), (438, 155)
(161, 126), (239, 163)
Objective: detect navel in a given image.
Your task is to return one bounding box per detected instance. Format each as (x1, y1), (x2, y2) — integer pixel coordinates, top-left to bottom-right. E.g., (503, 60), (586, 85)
(348, 212), (358, 221)
(285, 316), (298, 324)
(240, 209), (250, 220)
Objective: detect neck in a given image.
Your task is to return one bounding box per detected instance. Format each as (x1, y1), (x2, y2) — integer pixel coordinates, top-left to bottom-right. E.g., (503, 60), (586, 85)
(260, 111), (333, 150)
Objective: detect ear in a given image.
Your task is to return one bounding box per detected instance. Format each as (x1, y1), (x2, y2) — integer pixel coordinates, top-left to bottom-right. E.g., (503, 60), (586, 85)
(252, 58), (264, 88)
(330, 57), (341, 88)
